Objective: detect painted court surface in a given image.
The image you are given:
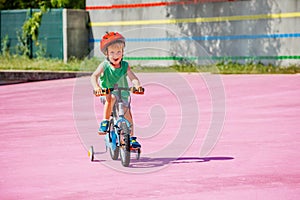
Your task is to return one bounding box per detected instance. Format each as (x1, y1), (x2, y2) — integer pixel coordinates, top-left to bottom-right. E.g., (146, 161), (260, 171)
(0, 73), (299, 199)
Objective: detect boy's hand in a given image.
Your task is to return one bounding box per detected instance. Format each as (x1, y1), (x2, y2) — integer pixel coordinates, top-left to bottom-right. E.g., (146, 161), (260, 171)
(93, 87), (111, 96)
(132, 86), (144, 94)
(136, 86), (144, 93)
(93, 87), (102, 96)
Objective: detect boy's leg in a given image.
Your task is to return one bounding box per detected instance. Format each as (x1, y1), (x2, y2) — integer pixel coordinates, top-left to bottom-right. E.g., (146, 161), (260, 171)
(124, 107), (133, 136)
(124, 106), (141, 148)
(99, 94), (116, 133)
(103, 94), (116, 120)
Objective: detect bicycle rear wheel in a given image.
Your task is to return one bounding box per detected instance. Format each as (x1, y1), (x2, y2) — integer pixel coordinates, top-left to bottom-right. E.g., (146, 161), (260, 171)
(119, 122), (130, 167)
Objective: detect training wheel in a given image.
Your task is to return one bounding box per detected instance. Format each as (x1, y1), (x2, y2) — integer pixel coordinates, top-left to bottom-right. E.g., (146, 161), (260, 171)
(136, 148), (141, 160)
(88, 146), (95, 161)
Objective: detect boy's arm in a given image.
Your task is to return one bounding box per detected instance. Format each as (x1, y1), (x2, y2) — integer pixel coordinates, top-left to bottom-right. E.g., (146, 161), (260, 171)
(127, 66), (141, 89)
(91, 64), (104, 94)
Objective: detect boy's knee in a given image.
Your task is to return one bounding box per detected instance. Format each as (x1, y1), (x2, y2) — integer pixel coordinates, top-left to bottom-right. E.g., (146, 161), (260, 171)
(106, 94), (116, 104)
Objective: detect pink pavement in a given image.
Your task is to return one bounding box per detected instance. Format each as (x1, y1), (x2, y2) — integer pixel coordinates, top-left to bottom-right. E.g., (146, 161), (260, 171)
(0, 74), (299, 200)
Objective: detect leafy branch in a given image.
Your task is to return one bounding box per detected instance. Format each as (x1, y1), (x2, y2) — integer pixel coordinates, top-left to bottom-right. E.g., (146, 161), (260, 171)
(19, 0), (67, 58)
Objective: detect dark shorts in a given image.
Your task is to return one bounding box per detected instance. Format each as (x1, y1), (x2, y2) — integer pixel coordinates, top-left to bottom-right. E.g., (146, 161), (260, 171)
(100, 94), (130, 107)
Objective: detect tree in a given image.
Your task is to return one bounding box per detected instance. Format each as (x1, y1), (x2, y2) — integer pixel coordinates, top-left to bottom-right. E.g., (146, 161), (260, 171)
(0, 0), (85, 10)
(15, 0), (85, 58)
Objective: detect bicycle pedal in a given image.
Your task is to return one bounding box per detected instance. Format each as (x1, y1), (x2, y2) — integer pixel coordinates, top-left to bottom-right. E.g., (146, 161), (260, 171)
(98, 131), (107, 136)
(130, 146), (140, 151)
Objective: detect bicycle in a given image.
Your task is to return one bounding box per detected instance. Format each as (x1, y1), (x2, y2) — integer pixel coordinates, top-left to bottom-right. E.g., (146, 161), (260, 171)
(88, 84), (144, 167)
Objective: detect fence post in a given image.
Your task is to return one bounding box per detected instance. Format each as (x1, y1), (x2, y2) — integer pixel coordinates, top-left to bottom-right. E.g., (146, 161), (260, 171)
(63, 8), (68, 63)
(0, 10), (2, 54)
(26, 8), (33, 59)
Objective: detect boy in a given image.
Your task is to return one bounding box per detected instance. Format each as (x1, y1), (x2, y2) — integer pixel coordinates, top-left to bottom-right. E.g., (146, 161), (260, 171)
(90, 32), (142, 148)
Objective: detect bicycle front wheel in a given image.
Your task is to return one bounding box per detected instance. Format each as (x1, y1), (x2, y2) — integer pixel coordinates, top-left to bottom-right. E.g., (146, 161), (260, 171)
(109, 144), (119, 160)
(108, 121), (119, 160)
(119, 122), (131, 167)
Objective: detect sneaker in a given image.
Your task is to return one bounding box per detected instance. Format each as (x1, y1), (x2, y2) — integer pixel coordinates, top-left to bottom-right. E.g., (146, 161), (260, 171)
(99, 120), (109, 133)
(130, 136), (141, 148)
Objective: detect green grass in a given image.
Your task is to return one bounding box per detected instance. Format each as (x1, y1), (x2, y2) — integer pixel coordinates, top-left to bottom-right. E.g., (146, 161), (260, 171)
(131, 62), (300, 74)
(215, 61), (300, 74)
(0, 55), (299, 74)
(0, 55), (100, 72)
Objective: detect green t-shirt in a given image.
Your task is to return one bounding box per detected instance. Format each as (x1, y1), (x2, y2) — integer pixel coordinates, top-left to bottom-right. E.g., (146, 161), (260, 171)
(99, 60), (130, 100)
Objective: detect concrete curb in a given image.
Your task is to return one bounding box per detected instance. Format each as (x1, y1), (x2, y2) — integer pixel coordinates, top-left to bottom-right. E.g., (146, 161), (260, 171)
(0, 70), (92, 85)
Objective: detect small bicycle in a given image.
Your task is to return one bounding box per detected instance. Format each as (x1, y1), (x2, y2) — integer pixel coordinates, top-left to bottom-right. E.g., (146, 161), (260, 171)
(88, 84), (144, 167)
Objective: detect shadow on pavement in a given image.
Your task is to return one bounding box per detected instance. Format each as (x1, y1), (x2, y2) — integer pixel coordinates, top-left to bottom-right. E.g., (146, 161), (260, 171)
(129, 156), (234, 168)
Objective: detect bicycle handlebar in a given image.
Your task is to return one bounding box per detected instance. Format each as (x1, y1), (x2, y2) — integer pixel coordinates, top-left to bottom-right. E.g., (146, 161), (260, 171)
(93, 86), (145, 97)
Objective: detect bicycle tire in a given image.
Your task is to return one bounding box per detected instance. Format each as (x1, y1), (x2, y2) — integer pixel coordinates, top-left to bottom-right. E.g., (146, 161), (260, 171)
(108, 119), (119, 160)
(119, 122), (131, 167)
(109, 146), (119, 160)
(88, 146), (94, 161)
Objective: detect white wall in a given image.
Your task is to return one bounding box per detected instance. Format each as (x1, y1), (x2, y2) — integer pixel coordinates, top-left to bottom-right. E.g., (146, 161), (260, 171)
(86, 0), (300, 66)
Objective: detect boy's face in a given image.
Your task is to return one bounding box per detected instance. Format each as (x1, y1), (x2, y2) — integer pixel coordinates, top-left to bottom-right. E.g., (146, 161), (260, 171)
(106, 44), (123, 66)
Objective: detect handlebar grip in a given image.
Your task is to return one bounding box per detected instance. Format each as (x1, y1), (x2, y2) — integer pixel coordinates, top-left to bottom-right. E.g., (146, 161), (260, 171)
(93, 88), (111, 96)
(132, 87), (145, 95)
(93, 90), (101, 97)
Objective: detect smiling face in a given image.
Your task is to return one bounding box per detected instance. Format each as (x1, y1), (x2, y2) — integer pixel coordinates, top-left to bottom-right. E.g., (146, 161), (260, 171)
(106, 42), (124, 67)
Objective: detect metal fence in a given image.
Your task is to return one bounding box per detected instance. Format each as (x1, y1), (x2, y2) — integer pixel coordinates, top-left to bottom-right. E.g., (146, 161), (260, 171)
(0, 9), (63, 59)
(1, 9), (89, 61)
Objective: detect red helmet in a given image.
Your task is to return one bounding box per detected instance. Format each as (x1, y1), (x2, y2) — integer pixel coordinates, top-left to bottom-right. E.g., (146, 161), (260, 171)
(100, 32), (125, 54)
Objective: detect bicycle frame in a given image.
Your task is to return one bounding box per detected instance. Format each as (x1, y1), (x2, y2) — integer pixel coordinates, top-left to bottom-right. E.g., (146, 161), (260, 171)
(105, 84), (133, 166)
(106, 85), (131, 145)
(106, 104), (131, 150)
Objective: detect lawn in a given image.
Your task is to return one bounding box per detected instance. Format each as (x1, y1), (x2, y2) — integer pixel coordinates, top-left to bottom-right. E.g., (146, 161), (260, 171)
(0, 55), (299, 74)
